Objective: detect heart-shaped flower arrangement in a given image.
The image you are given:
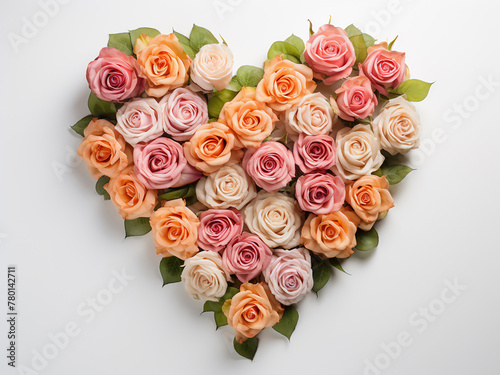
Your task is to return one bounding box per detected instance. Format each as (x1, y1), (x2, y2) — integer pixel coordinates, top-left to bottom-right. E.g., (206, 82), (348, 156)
(72, 22), (431, 359)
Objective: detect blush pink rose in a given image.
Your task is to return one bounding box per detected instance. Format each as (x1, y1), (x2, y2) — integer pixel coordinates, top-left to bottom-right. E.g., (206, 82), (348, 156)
(86, 47), (145, 102)
(222, 232), (273, 283)
(359, 47), (406, 96)
(333, 76), (378, 121)
(295, 173), (345, 214)
(304, 24), (356, 85)
(242, 141), (295, 192)
(293, 133), (337, 174)
(198, 209), (244, 253)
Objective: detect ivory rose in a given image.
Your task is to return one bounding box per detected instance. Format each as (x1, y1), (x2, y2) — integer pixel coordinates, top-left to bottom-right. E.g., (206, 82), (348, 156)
(284, 92), (334, 136)
(198, 209), (244, 253)
(295, 173), (345, 215)
(256, 56), (316, 112)
(293, 133), (337, 173)
(104, 166), (157, 220)
(333, 76), (378, 121)
(190, 44), (234, 92)
(150, 199), (200, 260)
(77, 118), (132, 179)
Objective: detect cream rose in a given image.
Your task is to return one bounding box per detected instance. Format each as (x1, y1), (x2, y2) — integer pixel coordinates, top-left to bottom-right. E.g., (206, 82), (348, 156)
(284, 92), (335, 136)
(190, 44), (233, 92)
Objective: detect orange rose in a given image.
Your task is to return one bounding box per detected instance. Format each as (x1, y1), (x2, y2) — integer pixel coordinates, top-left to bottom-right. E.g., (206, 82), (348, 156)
(136, 34), (191, 97)
(150, 199), (199, 260)
(223, 282), (284, 343)
(219, 87), (278, 148)
(255, 56), (316, 112)
(104, 166), (157, 220)
(346, 175), (394, 230)
(183, 122), (243, 174)
(77, 118), (132, 179)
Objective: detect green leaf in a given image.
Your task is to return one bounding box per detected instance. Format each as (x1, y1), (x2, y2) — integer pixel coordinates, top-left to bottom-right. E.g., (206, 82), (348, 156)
(345, 24), (367, 64)
(189, 24), (218, 53)
(388, 35), (398, 51)
(362, 33), (376, 48)
(159, 256), (184, 285)
(329, 258), (350, 275)
(172, 30), (196, 59)
(159, 184), (196, 201)
(71, 115), (93, 136)
(107, 32), (133, 56)
(203, 286), (239, 328)
(308, 19), (314, 37)
(378, 164), (414, 185)
(88, 92), (116, 119)
(267, 41), (301, 63)
(284, 34), (305, 55)
(129, 27), (160, 48)
(355, 227), (379, 251)
(208, 89), (238, 118)
(236, 65), (265, 88)
(390, 79), (433, 102)
(312, 261), (332, 293)
(124, 217), (152, 238)
(233, 337), (258, 360)
(272, 305), (299, 340)
(95, 175), (110, 200)
(214, 311), (228, 328)
(227, 75), (243, 92)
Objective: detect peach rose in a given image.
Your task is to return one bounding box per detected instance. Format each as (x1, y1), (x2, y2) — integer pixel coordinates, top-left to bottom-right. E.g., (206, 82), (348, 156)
(77, 118), (132, 179)
(104, 166), (157, 220)
(346, 175), (394, 230)
(150, 198), (200, 260)
(256, 56), (316, 112)
(333, 76), (378, 121)
(136, 34), (191, 97)
(190, 44), (234, 92)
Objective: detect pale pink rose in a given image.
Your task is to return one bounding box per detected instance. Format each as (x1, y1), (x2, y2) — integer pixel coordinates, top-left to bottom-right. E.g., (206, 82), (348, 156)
(333, 76), (378, 121)
(86, 47), (145, 102)
(159, 87), (208, 142)
(222, 232), (272, 283)
(263, 248), (313, 305)
(242, 141), (295, 192)
(304, 24), (356, 85)
(295, 173), (345, 214)
(359, 47), (406, 96)
(198, 209), (244, 253)
(293, 133), (337, 173)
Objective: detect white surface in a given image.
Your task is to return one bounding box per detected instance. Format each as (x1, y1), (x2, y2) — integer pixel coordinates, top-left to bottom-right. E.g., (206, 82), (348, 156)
(1, 0), (500, 374)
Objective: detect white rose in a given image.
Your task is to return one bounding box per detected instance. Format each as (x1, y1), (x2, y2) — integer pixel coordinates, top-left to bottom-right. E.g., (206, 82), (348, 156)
(190, 44), (234, 92)
(181, 251), (231, 302)
(196, 164), (257, 210)
(331, 124), (384, 181)
(284, 93), (335, 136)
(373, 96), (421, 155)
(244, 191), (303, 249)
(116, 98), (163, 146)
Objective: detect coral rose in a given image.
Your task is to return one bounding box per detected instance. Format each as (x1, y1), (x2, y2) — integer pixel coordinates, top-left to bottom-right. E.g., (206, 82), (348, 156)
(295, 173), (345, 215)
(198, 209), (244, 253)
(333, 76), (378, 121)
(293, 133), (337, 173)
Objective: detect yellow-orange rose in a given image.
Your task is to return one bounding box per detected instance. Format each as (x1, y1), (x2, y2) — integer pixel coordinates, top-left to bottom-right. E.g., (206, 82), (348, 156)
(150, 199), (200, 260)
(183, 122), (243, 174)
(256, 56), (316, 112)
(346, 175), (394, 230)
(136, 34), (191, 97)
(223, 282), (284, 343)
(104, 166), (157, 220)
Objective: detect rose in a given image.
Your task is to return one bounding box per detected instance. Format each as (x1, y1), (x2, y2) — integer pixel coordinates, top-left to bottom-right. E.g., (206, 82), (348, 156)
(171, 164), (203, 188)
(372, 96), (421, 155)
(242, 141), (295, 192)
(224, 282), (283, 343)
(115, 98), (164, 147)
(303, 24), (356, 85)
(219, 87), (278, 148)
(104, 166), (157, 220)
(332, 124), (384, 181)
(149, 198), (200, 260)
(293, 133), (337, 173)
(196, 164), (257, 210)
(256, 56), (316, 112)
(222, 232), (273, 283)
(159, 87), (208, 142)
(135, 34), (191, 97)
(333, 76), (378, 121)
(263, 248), (313, 305)
(284, 92), (335, 136)
(183, 122), (243, 174)
(190, 44), (234, 92)
(86, 47), (145, 102)
(181, 251), (231, 301)
(295, 173), (345, 215)
(198, 209), (244, 252)
(77, 118), (132, 179)
(244, 191), (303, 249)
(346, 175), (394, 230)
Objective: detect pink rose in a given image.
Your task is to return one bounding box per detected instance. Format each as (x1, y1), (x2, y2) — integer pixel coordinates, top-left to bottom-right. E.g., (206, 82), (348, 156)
(295, 173), (345, 214)
(222, 232), (272, 283)
(198, 209), (244, 253)
(334, 76), (378, 121)
(304, 24), (356, 85)
(293, 133), (337, 174)
(263, 248), (313, 305)
(159, 87), (208, 142)
(242, 141), (295, 192)
(86, 47), (145, 102)
(359, 47), (406, 96)
(171, 164), (203, 188)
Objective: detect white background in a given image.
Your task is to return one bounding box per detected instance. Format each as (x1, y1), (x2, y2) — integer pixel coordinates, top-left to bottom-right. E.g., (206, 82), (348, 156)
(1, 0), (500, 374)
